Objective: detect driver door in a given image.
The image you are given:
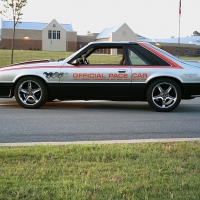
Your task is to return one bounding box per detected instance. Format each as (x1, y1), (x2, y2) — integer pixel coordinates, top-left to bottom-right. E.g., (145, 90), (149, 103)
(60, 45), (132, 100)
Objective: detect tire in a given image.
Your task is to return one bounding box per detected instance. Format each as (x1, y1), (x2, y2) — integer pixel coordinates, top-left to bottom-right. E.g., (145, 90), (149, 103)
(147, 78), (182, 112)
(14, 77), (48, 109)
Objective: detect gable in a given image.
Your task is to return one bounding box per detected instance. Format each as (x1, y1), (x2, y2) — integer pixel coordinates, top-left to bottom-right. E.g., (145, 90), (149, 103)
(112, 23), (137, 41)
(43, 19), (65, 31)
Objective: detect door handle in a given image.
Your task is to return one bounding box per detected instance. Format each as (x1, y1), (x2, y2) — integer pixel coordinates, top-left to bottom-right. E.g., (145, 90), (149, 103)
(118, 69), (126, 73)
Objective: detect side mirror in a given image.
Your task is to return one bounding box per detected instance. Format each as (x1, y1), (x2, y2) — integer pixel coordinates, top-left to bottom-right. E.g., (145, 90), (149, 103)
(72, 60), (78, 65)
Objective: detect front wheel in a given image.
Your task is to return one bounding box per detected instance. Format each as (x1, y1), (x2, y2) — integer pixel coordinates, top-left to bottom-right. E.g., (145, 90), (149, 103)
(147, 78), (182, 112)
(14, 77), (48, 109)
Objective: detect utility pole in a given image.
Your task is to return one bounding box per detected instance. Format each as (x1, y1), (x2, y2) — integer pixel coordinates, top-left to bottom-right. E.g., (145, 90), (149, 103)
(178, 0), (181, 58)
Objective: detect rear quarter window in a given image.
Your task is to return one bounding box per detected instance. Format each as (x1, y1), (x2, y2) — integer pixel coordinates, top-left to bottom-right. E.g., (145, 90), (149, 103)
(128, 44), (170, 66)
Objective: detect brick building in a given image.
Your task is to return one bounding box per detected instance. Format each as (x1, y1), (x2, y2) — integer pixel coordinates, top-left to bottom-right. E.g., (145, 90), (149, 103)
(0, 18), (78, 51)
(152, 37), (200, 57)
(0, 18), (200, 56)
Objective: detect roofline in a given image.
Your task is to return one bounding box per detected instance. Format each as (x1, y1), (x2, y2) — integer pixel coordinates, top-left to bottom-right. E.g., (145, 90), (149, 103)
(1, 18), (73, 31)
(89, 41), (138, 45)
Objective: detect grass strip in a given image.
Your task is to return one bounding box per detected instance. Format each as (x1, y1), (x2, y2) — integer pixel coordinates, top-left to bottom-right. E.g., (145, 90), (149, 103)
(0, 142), (200, 199)
(0, 49), (200, 67)
(0, 50), (73, 67)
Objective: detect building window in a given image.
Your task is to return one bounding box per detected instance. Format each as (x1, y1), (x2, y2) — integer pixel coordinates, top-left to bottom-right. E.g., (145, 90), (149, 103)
(185, 48), (189, 56)
(48, 30), (61, 39)
(197, 49), (200, 56)
(175, 47), (179, 56)
(48, 30), (52, 39)
(53, 30), (56, 39)
(57, 31), (60, 39)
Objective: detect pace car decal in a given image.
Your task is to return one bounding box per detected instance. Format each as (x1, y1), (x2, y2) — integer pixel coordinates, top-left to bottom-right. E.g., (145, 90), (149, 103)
(183, 73), (198, 78)
(72, 73), (131, 80)
(43, 72), (70, 78)
(132, 73), (148, 80)
(73, 73), (130, 80)
(72, 73), (148, 81)
(43, 72), (134, 80)
(73, 73), (106, 79)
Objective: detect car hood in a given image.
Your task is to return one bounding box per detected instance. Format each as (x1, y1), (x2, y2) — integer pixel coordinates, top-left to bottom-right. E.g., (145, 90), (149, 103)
(9, 59), (51, 66)
(0, 59), (65, 71)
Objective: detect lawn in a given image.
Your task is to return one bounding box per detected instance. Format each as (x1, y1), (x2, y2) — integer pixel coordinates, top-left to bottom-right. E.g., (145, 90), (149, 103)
(0, 49), (200, 67)
(0, 49), (73, 67)
(0, 49), (200, 199)
(0, 142), (200, 199)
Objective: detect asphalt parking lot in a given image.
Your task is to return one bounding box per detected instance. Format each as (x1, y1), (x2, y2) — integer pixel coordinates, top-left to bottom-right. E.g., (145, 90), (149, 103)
(0, 98), (200, 145)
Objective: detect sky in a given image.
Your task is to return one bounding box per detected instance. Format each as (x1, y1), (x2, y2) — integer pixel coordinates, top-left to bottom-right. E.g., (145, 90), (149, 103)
(0, 0), (200, 39)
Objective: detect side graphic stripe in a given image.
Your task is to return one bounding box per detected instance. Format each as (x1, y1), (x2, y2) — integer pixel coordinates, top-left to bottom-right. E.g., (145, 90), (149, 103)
(139, 43), (183, 69)
(1, 64), (181, 72)
(0, 66), (62, 72)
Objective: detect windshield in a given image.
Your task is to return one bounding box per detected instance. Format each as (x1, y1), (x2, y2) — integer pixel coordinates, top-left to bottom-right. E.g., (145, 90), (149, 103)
(64, 44), (90, 63)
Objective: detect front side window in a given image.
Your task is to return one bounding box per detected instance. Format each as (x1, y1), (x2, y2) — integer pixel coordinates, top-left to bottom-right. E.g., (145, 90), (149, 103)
(71, 46), (125, 65)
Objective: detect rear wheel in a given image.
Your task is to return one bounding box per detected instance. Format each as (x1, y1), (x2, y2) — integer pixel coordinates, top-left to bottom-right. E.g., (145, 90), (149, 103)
(14, 77), (48, 109)
(147, 78), (182, 112)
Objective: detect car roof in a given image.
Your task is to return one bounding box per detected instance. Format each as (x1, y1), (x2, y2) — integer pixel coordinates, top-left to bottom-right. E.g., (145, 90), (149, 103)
(88, 41), (139, 45)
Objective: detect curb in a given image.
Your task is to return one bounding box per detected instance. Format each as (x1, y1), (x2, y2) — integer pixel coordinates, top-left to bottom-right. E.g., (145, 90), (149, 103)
(0, 138), (200, 147)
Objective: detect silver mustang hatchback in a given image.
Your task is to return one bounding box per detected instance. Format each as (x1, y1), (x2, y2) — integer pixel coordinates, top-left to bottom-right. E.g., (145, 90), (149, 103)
(1, 41), (200, 112)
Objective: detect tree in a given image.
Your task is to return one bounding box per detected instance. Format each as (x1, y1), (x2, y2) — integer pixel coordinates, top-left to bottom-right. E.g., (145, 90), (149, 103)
(0, 0), (27, 64)
(193, 31), (200, 36)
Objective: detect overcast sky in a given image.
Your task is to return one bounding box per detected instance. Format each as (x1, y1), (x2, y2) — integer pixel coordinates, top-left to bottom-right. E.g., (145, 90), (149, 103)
(0, 0), (199, 39)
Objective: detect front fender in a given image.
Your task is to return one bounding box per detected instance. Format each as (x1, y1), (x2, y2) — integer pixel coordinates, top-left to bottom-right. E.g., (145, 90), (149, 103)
(13, 72), (49, 83)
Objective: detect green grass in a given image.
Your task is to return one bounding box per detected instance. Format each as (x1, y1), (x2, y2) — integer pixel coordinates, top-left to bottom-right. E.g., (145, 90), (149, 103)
(0, 49), (200, 67)
(0, 50), (73, 67)
(1, 50), (200, 199)
(0, 142), (200, 199)
(0, 50), (123, 67)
